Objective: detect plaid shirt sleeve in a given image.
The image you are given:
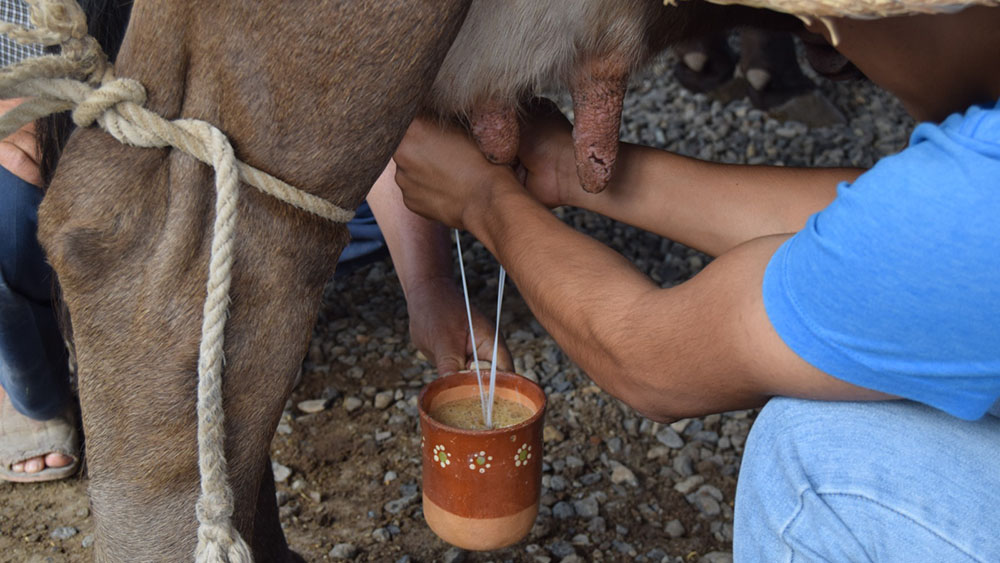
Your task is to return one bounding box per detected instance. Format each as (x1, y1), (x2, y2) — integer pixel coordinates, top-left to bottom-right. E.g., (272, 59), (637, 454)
(0, 0), (44, 67)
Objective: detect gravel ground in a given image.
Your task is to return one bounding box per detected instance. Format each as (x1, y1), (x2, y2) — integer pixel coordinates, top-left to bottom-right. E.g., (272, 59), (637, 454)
(0, 46), (914, 563)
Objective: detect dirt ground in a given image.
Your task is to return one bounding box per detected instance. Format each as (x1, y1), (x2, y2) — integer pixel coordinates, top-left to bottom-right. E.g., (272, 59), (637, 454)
(0, 243), (743, 563)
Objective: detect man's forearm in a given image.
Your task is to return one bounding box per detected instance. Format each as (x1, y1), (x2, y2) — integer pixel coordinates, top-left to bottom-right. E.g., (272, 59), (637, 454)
(563, 142), (863, 257)
(466, 182), (678, 409)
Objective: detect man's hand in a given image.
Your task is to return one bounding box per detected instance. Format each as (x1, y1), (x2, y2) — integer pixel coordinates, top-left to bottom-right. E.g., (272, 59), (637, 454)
(0, 98), (42, 187)
(515, 99), (577, 209)
(393, 117), (517, 230)
(405, 275), (513, 375)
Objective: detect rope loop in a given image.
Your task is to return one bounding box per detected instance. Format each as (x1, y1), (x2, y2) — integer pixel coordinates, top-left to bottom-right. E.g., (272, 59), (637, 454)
(72, 77), (145, 127)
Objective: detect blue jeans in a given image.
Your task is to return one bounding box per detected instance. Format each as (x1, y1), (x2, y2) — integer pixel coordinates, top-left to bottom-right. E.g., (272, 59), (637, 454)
(336, 200), (387, 278)
(0, 166), (70, 420)
(734, 397), (1000, 562)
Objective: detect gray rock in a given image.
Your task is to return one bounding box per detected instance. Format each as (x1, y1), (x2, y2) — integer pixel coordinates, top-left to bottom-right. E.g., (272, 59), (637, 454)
(547, 540), (576, 558)
(646, 548), (668, 561)
(552, 501), (576, 520)
(296, 399), (328, 413)
(612, 540), (637, 556)
(343, 396), (363, 412)
(549, 475), (569, 492)
(655, 427), (684, 448)
(609, 461), (639, 487)
(50, 526), (78, 540)
(673, 453), (695, 477)
(329, 543), (358, 559)
(689, 491), (721, 517)
(81, 534), (95, 548)
(587, 516), (607, 534)
(572, 496), (600, 519)
(442, 547), (467, 563)
(699, 552), (733, 563)
(673, 475), (705, 494)
(579, 472), (602, 486)
(697, 484), (724, 501)
(372, 527), (391, 542)
(384, 493), (419, 514)
(272, 461), (292, 483)
(692, 430), (720, 444)
(374, 390), (394, 410)
(665, 519), (685, 538)
(605, 436), (623, 454)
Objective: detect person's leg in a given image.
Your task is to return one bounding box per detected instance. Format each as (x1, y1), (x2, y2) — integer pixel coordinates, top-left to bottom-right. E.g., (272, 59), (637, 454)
(734, 397), (1000, 563)
(0, 166), (75, 478)
(334, 200), (388, 279)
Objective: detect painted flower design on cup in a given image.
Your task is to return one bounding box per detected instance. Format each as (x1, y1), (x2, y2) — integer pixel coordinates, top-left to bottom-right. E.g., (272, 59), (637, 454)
(514, 443), (532, 467)
(432, 445), (452, 468)
(468, 451), (493, 474)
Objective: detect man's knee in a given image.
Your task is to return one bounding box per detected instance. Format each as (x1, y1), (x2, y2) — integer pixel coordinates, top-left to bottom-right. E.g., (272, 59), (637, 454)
(735, 398), (1000, 562)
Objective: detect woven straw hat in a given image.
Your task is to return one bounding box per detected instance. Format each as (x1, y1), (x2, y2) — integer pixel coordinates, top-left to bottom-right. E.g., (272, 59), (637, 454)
(676, 0), (999, 18)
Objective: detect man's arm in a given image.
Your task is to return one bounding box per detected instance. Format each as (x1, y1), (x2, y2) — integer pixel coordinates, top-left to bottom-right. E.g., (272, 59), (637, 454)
(517, 111), (863, 257)
(394, 118), (893, 420)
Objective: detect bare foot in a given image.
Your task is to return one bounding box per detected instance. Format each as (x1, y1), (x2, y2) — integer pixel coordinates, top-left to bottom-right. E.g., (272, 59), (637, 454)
(0, 386), (75, 475)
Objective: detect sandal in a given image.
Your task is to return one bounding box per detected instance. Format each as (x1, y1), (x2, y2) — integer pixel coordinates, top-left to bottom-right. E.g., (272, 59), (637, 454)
(0, 392), (79, 483)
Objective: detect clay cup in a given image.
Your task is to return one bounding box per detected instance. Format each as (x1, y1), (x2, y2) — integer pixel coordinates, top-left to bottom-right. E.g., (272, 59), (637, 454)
(419, 370), (546, 551)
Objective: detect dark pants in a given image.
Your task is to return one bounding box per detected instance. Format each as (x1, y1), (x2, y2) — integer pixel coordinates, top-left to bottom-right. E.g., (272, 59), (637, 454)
(0, 166), (70, 420)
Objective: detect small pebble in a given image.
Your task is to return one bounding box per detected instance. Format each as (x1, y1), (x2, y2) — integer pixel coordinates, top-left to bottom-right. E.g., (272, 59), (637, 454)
(609, 461), (639, 487)
(374, 391), (394, 410)
(272, 461), (292, 483)
(343, 397), (363, 412)
(673, 475), (705, 494)
(699, 552), (734, 563)
(329, 543), (358, 559)
(655, 427), (684, 448)
(665, 519), (685, 538)
(442, 547), (467, 563)
(573, 496), (600, 519)
(50, 526), (78, 540)
(297, 399), (328, 414)
(552, 501), (575, 520)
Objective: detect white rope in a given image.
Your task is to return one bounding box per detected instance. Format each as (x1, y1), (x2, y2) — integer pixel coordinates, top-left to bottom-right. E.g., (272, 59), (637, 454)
(454, 229), (487, 418)
(485, 266), (506, 428)
(0, 2), (357, 561)
(454, 229), (508, 429)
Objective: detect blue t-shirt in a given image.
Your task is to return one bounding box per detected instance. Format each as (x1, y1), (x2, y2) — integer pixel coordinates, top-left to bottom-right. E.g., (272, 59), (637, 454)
(763, 100), (1000, 421)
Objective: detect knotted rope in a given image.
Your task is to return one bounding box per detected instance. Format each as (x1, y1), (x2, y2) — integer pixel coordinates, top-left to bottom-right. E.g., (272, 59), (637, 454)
(0, 2), (356, 561)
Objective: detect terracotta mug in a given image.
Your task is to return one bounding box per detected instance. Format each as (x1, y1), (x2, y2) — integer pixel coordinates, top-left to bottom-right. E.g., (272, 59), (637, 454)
(419, 370), (546, 551)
